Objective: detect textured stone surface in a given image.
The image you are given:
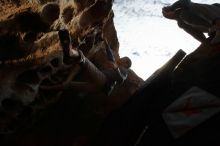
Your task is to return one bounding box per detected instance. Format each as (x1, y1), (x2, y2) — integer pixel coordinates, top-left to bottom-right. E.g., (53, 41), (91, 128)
(0, 0), (144, 145)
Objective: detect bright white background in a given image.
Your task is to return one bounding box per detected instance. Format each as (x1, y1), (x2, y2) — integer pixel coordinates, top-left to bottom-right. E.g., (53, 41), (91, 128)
(113, 0), (219, 79)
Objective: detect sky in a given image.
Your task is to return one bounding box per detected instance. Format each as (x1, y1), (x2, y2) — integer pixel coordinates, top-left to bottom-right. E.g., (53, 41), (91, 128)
(113, 0), (220, 80)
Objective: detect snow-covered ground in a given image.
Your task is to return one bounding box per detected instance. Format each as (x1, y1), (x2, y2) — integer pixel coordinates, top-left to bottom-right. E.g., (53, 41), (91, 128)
(113, 0), (219, 80)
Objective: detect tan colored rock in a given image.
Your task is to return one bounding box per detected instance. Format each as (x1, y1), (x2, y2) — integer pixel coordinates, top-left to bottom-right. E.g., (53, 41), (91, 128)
(0, 0), (144, 145)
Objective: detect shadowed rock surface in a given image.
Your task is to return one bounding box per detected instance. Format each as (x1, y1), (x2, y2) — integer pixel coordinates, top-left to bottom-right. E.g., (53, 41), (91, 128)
(0, 0), (143, 145)
(1, 1), (220, 146)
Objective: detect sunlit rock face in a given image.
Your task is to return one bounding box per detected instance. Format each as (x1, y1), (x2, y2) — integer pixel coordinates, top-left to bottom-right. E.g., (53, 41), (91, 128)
(0, 0), (143, 145)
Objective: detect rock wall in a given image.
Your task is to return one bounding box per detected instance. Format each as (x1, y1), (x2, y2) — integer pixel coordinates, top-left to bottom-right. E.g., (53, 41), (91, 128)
(0, 0), (143, 145)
